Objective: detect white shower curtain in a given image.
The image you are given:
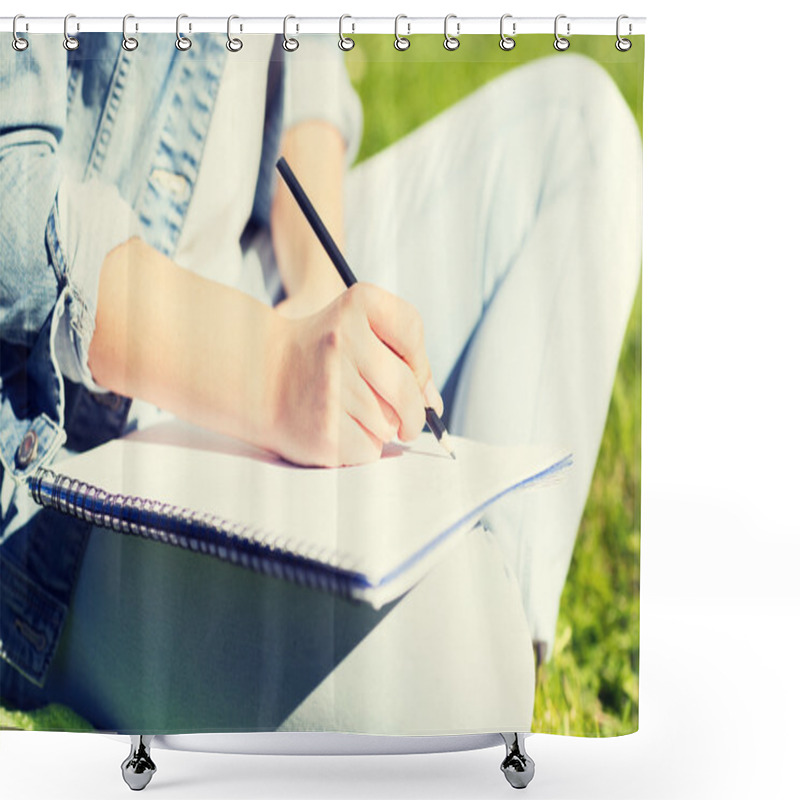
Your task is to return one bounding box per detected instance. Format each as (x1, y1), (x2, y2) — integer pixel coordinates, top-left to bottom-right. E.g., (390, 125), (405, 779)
(1, 25), (642, 742)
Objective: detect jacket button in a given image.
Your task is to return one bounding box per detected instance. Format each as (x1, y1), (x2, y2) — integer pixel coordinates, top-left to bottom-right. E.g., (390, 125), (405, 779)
(16, 429), (39, 469)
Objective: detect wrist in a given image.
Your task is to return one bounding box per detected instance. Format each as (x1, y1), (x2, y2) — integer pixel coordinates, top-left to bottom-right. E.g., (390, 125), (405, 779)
(279, 265), (345, 318)
(299, 251), (345, 291)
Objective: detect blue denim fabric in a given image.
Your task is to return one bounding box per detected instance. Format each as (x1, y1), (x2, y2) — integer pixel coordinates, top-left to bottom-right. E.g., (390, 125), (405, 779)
(0, 32), (296, 697)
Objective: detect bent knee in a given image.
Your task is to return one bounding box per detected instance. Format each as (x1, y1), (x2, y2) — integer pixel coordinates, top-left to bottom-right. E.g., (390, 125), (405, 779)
(503, 54), (640, 158)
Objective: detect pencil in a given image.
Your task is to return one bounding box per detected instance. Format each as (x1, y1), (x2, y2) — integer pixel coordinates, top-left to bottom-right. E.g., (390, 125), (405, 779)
(276, 156), (456, 460)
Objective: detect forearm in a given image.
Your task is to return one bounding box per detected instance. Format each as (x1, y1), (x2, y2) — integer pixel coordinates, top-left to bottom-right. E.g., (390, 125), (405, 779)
(88, 237), (281, 448)
(85, 238), (439, 467)
(270, 120), (348, 307)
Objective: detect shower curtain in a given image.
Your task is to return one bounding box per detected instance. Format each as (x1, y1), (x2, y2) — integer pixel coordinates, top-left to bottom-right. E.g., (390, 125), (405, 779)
(0, 27), (643, 739)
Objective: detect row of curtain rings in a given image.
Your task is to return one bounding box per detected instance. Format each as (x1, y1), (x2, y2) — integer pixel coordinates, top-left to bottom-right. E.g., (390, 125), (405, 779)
(10, 13), (633, 54)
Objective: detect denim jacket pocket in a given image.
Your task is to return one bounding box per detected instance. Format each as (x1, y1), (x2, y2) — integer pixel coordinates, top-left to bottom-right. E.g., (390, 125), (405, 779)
(0, 550), (69, 687)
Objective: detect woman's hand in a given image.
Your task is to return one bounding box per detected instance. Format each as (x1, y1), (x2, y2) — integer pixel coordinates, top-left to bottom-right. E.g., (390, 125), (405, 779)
(89, 239), (442, 469)
(262, 282), (444, 467)
(274, 268), (345, 320)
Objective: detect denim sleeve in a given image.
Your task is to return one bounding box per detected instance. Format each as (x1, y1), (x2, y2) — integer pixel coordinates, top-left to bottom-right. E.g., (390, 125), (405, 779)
(50, 177), (141, 391)
(0, 44), (139, 482)
(282, 35), (363, 164)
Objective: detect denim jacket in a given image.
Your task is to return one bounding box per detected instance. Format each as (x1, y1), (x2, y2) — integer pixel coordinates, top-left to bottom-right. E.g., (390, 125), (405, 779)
(0, 32), (361, 693)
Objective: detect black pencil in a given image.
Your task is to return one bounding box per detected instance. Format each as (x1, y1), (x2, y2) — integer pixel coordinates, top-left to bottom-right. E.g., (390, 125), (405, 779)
(276, 156), (456, 460)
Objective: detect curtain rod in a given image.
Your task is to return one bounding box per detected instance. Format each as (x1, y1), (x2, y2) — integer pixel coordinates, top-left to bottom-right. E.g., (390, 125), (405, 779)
(0, 16), (646, 37)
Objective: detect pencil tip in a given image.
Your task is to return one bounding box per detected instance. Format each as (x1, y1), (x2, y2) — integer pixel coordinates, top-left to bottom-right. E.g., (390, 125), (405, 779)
(438, 429), (456, 460)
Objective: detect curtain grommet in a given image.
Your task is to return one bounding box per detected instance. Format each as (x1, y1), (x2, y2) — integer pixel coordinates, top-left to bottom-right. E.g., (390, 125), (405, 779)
(121, 14), (138, 51)
(554, 15), (570, 51)
(443, 14), (460, 51)
(226, 15), (243, 52)
(176, 14), (192, 51)
(394, 15), (410, 51)
(283, 15), (299, 52)
(63, 14), (79, 51)
(12, 14), (29, 51)
(499, 14), (515, 51)
(616, 15), (632, 51)
(339, 14), (355, 51)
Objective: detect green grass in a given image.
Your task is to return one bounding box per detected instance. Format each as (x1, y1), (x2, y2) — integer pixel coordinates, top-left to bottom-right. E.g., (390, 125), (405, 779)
(1, 35), (643, 734)
(0, 702), (93, 732)
(533, 285), (641, 736)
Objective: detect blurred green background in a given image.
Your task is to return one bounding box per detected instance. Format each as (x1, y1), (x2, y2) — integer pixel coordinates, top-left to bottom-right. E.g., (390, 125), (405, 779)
(1, 35), (642, 735)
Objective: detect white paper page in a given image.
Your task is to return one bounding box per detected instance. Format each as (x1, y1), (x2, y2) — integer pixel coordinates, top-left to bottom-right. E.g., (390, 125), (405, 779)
(51, 420), (571, 587)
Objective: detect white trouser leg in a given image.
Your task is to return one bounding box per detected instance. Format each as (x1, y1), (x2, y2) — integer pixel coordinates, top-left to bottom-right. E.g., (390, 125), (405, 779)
(345, 54), (642, 653)
(280, 525), (535, 734)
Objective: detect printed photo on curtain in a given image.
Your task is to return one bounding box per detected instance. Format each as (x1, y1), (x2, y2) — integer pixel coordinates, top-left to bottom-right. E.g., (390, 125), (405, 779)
(0, 27), (643, 749)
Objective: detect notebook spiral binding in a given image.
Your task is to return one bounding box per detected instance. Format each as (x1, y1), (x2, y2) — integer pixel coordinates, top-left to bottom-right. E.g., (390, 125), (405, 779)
(28, 467), (365, 599)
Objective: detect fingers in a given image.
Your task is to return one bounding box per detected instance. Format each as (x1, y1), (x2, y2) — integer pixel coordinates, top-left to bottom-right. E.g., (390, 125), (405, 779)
(341, 358), (399, 444)
(354, 284), (444, 409)
(340, 414), (384, 466)
(287, 283), (445, 467)
(356, 333), (427, 442)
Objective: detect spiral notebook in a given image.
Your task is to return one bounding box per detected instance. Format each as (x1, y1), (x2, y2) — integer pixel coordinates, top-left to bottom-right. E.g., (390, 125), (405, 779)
(28, 419), (571, 608)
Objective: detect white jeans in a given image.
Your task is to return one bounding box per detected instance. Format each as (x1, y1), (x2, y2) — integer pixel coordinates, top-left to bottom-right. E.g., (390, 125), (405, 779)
(346, 53), (642, 656)
(43, 54), (640, 734)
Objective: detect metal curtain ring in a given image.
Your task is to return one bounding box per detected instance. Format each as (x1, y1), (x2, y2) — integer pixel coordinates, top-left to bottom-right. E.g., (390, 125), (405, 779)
(338, 14), (354, 51)
(226, 15), (242, 52)
(394, 15), (410, 51)
(499, 14), (515, 51)
(283, 15), (299, 51)
(616, 14), (632, 51)
(63, 13), (79, 50)
(12, 14), (29, 51)
(122, 14), (138, 51)
(554, 14), (570, 51)
(443, 14), (460, 51)
(176, 13), (192, 51)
